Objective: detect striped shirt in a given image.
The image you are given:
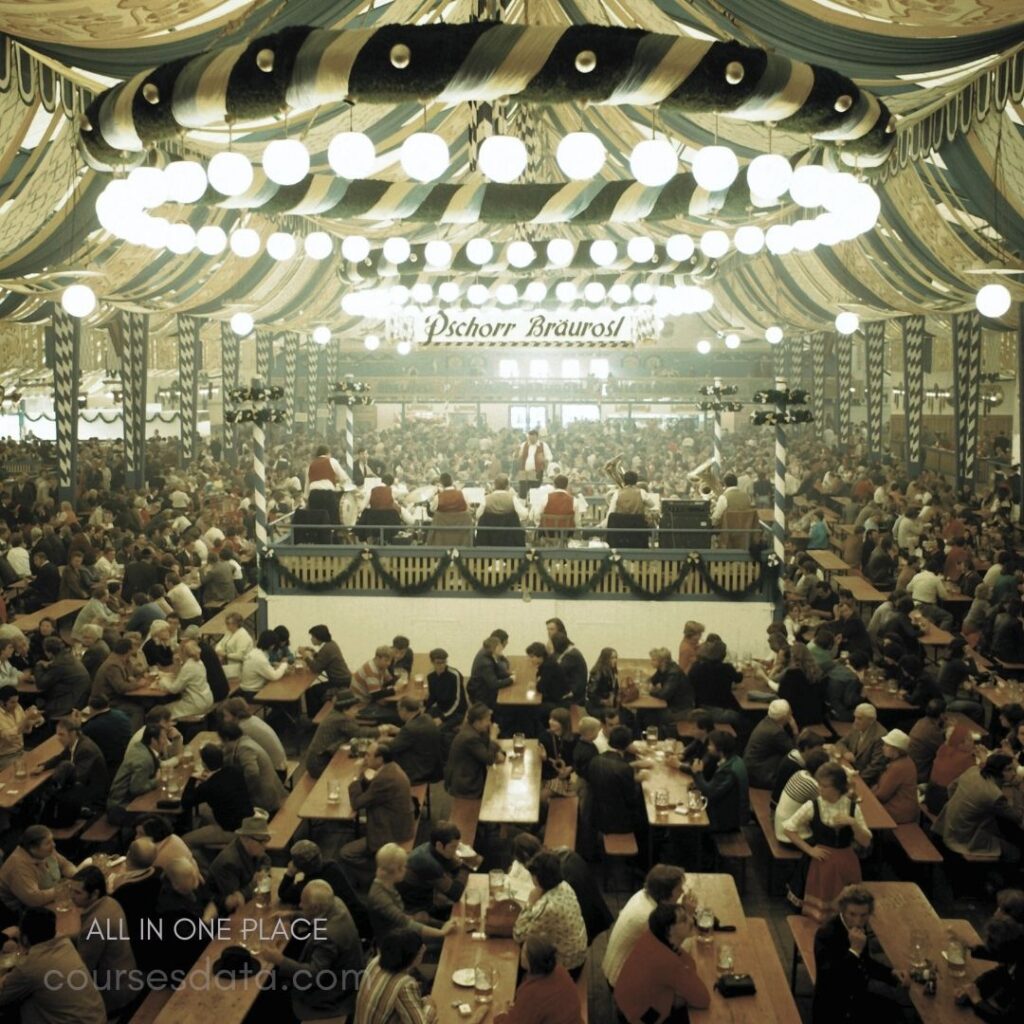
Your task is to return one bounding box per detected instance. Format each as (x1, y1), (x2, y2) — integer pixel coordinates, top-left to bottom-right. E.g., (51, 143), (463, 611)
(353, 956), (431, 1024)
(773, 770), (820, 843)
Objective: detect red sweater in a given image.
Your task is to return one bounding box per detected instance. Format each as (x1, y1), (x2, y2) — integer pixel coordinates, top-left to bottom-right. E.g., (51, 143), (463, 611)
(494, 966), (582, 1024)
(614, 931), (710, 1024)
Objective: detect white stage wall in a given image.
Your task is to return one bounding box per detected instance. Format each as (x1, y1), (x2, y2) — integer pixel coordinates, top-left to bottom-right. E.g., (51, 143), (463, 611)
(265, 594), (775, 669)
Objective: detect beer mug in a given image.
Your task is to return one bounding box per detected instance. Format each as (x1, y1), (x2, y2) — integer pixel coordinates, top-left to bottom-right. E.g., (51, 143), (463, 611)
(327, 780), (341, 803)
(688, 790), (708, 814)
(464, 889), (482, 932)
(512, 733), (526, 757)
(488, 870), (506, 899)
(645, 726), (659, 746)
(654, 789), (670, 822)
(696, 906), (715, 944)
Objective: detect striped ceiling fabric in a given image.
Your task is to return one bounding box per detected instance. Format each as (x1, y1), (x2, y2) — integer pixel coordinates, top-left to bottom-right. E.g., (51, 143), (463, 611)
(0, 0), (1020, 347)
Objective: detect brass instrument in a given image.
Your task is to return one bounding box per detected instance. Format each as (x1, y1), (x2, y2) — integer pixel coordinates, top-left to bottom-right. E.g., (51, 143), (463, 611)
(687, 456), (723, 501)
(605, 453), (660, 525)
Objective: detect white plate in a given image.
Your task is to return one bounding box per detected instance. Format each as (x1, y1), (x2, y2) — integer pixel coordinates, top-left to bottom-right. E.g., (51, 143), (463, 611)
(451, 968), (476, 987)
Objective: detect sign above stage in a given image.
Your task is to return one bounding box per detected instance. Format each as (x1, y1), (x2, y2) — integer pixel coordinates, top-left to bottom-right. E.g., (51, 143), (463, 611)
(417, 308), (654, 348)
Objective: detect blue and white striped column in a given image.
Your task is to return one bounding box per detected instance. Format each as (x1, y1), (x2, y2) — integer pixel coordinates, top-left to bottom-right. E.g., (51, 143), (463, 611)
(712, 377), (723, 477)
(325, 342), (338, 439)
(251, 379), (268, 552)
(902, 315), (925, 475)
(952, 310), (982, 490)
(124, 312), (149, 489)
(837, 332), (852, 444)
(864, 321), (886, 461)
(49, 305), (80, 505)
(256, 329), (272, 384)
(773, 378), (787, 566)
(177, 314), (200, 465)
(811, 332), (826, 426)
(220, 322), (239, 465)
(343, 404), (354, 479)
(283, 331), (298, 430)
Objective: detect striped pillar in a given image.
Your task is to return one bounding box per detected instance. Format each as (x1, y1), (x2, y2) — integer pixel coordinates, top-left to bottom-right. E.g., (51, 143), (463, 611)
(177, 314), (200, 465)
(801, 337), (814, 392)
(255, 329), (272, 384)
(49, 305), (80, 505)
(122, 312), (149, 489)
(251, 380), (268, 552)
(313, 343), (328, 437)
(837, 333), (852, 445)
(220, 322), (240, 465)
(343, 404), (354, 479)
(952, 310), (982, 490)
(864, 321), (886, 461)
(901, 314), (925, 475)
(711, 378), (723, 476)
(772, 378), (787, 566)
(283, 330), (298, 429)
(325, 341), (338, 439)
(771, 335), (785, 380)
(811, 332), (826, 426)
(783, 337), (798, 386)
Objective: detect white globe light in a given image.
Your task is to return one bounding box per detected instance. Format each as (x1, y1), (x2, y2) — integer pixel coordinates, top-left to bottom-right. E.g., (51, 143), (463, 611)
(163, 160), (207, 203)
(700, 230), (730, 259)
(207, 151), (253, 197)
(266, 231), (296, 261)
(792, 219), (819, 252)
(143, 216), (170, 249)
(633, 282), (655, 304)
(396, 340), (412, 356)
(467, 283), (489, 305)
(424, 240), (453, 268)
(976, 283), (1012, 318)
(304, 231), (333, 260)
(734, 225), (765, 255)
(341, 235), (370, 262)
(126, 166), (168, 209)
(835, 311), (860, 335)
(95, 182), (134, 233)
(524, 281), (547, 303)
(745, 153), (792, 200)
(229, 228), (260, 258)
(589, 240), (617, 267)
(389, 285), (410, 307)
(547, 239), (575, 267)
(556, 132), (606, 180)
(230, 312), (254, 336)
(765, 325), (784, 344)
(555, 281), (578, 303)
(609, 283), (632, 304)
(692, 287), (714, 312)
(312, 326), (331, 345)
(584, 282), (606, 303)
(478, 135), (528, 182)
(626, 237), (655, 263)
(814, 213), (844, 247)
(765, 223), (795, 255)
(166, 223), (196, 254)
(328, 131), (376, 179)
(507, 241), (536, 268)
(724, 333), (741, 349)
(438, 281), (460, 303)
(629, 138), (677, 186)
(61, 284), (96, 318)
(466, 238), (494, 266)
(789, 164), (830, 208)
(382, 237), (411, 264)
(262, 138), (309, 186)
(364, 334), (381, 351)
(400, 132), (449, 182)
(497, 283), (518, 305)
(822, 173), (860, 215)
(692, 145), (739, 192)
(696, 339), (712, 355)
(411, 282), (433, 305)
(843, 182), (881, 232)
(196, 225), (227, 255)
(666, 234), (695, 262)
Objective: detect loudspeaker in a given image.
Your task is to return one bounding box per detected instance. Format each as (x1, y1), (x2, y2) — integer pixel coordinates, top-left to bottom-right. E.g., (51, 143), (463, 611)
(659, 500), (710, 548)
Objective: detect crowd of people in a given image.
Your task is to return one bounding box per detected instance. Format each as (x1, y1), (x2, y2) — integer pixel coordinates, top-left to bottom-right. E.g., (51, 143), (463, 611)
(0, 416), (1020, 1022)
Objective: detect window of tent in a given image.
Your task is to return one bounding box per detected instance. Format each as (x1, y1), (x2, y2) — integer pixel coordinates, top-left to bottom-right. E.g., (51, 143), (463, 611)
(528, 358), (549, 379)
(560, 358), (581, 379)
(510, 405), (547, 431)
(498, 359), (519, 379)
(561, 404), (600, 425)
(589, 358), (610, 379)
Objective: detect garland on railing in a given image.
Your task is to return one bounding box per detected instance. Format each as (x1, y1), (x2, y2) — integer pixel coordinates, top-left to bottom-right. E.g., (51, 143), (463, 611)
(264, 546), (773, 600)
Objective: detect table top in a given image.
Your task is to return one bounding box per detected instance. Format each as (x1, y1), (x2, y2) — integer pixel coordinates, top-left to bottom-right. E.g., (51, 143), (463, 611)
(13, 600), (87, 632)
(479, 740), (541, 824)
(833, 575), (889, 603)
(126, 732), (217, 814)
(641, 754), (710, 828)
(851, 774), (897, 831)
(298, 745), (367, 820)
(498, 657), (541, 706)
(253, 665), (317, 704)
(810, 550), (850, 572)
(0, 735), (62, 809)
(864, 882), (984, 1024)
(122, 669), (175, 700)
(979, 678), (1024, 710)
(918, 623), (955, 647)
(150, 869), (288, 1024)
(432, 875), (520, 1022)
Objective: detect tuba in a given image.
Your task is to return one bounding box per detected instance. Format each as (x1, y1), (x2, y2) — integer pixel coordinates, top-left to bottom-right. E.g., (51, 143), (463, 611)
(687, 457), (723, 501)
(603, 454), (626, 488)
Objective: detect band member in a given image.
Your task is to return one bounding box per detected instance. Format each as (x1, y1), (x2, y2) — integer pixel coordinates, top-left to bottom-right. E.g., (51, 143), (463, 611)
(607, 470), (657, 518)
(710, 472), (753, 525)
(428, 474), (468, 515)
(305, 445), (350, 528)
(514, 429), (553, 500)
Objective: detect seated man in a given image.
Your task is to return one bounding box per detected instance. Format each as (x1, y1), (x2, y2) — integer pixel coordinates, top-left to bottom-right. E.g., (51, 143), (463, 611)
(476, 474), (528, 546)
(180, 742), (255, 849)
(830, 703), (888, 785)
(365, 843), (455, 948)
(0, 827), (76, 926)
(208, 815), (272, 913)
(423, 648), (468, 732)
(398, 821), (475, 918)
(378, 696), (443, 785)
(444, 703), (505, 799)
(303, 691), (378, 778)
(351, 645), (399, 724)
(534, 474), (586, 543)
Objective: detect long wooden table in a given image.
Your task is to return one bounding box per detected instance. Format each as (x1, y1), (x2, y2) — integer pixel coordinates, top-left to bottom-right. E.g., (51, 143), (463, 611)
(252, 665), (317, 705)
(497, 655), (542, 707)
(126, 731), (217, 814)
(834, 575), (889, 604)
(864, 882), (985, 1023)
(13, 599), (87, 632)
(0, 735), (62, 809)
(810, 550), (850, 573)
(298, 744), (368, 820)
(478, 739), (541, 824)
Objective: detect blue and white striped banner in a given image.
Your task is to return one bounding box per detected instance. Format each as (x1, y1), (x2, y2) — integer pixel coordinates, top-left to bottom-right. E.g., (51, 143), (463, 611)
(177, 314), (200, 465)
(952, 310), (982, 488)
(864, 321), (886, 460)
(837, 332), (852, 445)
(283, 331), (298, 429)
(122, 311), (149, 489)
(901, 314), (925, 473)
(811, 332), (826, 426)
(49, 305), (80, 504)
(220, 321), (239, 464)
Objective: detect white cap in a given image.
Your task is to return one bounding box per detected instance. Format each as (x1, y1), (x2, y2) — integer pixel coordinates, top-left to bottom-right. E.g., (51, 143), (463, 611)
(881, 728), (910, 752)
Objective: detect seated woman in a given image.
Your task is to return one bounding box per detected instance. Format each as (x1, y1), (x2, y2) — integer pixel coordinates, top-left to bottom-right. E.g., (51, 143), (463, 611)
(584, 647), (619, 715)
(494, 935), (583, 1024)
(924, 722), (978, 815)
(614, 903), (710, 1024)
(872, 729), (919, 824)
(142, 620), (175, 668)
(783, 761), (872, 922)
(511, 851), (587, 977)
(158, 639), (213, 720)
(539, 707), (576, 799)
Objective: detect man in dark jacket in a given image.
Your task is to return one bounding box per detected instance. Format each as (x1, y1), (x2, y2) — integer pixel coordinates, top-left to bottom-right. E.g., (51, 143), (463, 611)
(120, 548), (160, 603)
(551, 632), (588, 704)
(25, 550), (60, 610)
(79, 697), (132, 771)
(180, 743), (255, 848)
(423, 648), (468, 731)
(648, 647), (693, 730)
(444, 703), (505, 798)
(379, 696), (443, 784)
(684, 730), (749, 834)
(743, 699), (796, 789)
(38, 717), (109, 816)
(812, 885), (908, 1024)
(586, 726), (644, 836)
(34, 638), (91, 718)
(467, 636), (513, 710)
(303, 691), (377, 778)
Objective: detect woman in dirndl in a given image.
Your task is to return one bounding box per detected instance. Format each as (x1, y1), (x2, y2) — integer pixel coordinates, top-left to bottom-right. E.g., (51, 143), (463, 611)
(783, 761), (872, 922)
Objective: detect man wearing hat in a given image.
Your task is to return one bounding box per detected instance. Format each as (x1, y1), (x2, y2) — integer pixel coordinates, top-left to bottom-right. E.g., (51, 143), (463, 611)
(872, 729), (919, 824)
(209, 815), (272, 913)
(831, 704), (888, 785)
(303, 690), (379, 779)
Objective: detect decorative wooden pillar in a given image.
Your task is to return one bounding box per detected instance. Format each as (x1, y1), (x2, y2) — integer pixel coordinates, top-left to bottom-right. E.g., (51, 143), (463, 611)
(325, 341), (338, 439)
(837, 333), (852, 445)
(864, 321), (886, 462)
(49, 305), (81, 504)
(177, 314), (200, 465)
(255, 329), (273, 384)
(811, 332), (826, 426)
(121, 311), (149, 489)
(220, 321), (240, 465)
(283, 330), (298, 430)
(952, 310), (982, 490)
(901, 314), (925, 475)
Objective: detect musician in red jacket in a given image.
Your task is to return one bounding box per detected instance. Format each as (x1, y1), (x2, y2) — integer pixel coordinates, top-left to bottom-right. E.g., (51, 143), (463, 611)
(514, 429), (553, 499)
(305, 445), (350, 528)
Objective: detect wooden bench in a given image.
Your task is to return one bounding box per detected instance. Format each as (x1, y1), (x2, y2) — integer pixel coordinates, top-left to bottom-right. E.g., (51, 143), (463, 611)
(748, 789), (800, 894)
(828, 719), (853, 738)
(544, 795), (579, 852)
(602, 833), (639, 857)
(266, 772), (315, 857)
(81, 814), (120, 847)
(712, 831), (752, 893)
(892, 822), (943, 865)
(50, 819), (88, 844)
(787, 914), (819, 992)
(448, 797), (481, 849)
(129, 989), (174, 1023)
